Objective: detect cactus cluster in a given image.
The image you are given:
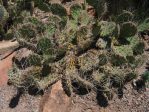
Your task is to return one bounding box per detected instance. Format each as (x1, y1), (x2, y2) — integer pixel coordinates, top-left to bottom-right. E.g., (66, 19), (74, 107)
(4, 0), (148, 98)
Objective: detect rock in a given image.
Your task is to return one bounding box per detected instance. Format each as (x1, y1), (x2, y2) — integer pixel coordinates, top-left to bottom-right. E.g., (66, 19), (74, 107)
(143, 35), (149, 40)
(0, 52), (15, 86)
(41, 81), (71, 112)
(0, 41), (19, 54)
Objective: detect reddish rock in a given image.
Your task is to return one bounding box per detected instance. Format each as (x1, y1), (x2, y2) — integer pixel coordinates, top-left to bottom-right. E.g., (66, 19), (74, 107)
(41, 81), (71, 112)
(0, 52), (15, 86)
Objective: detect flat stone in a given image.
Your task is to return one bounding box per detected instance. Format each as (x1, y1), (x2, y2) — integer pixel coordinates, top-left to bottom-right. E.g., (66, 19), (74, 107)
(41, 81), (71, 112)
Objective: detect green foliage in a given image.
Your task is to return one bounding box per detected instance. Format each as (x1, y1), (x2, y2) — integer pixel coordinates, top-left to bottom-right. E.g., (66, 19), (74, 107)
(37, 38), (52, 55)
(116, 10), (134, 23)
(27, 54), (42, 66)
(78, 10), (91, 26)
(70, 4), (82, 20)
(45, 22), (57, 37)
(6, 0), (148, 100)
(18, 23), (36, 40)
(133, 42), (145, 55)
(8, 66), (25, 88)
(119, 22), (137, 39)
(138, 18), (149, 32)
(37, 2), (50, 12)
(99, 21), (116, 37)
(110, 54), (127, 66)
(27, 17), (46, 33)
(113, 45), (133, 57)
(142, 71), (149, 82)
(50, 3), (67, 17)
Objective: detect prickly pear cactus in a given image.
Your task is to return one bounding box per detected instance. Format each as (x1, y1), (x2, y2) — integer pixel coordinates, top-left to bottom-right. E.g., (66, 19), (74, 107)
(6, 0), (148, 100)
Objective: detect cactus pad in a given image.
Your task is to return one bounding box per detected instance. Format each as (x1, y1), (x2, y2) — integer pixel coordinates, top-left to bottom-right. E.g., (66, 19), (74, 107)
(99, 21), (116, 37)
(0, 5), (9, 24)
(70, 4), (82, 20)
(120, 22), (137, 39)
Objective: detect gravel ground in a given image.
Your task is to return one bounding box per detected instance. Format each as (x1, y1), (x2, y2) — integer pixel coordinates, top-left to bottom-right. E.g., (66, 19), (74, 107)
(0, 83), (148, 112)
(70, 83), (149, 112)
(0, 85), (41, 112)
(106, 84), (149, 112)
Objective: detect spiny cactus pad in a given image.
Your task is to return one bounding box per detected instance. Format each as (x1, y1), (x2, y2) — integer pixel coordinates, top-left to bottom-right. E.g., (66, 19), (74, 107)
(50, 3), (67, 17)
(120, 22), (137, 39)
(0, 5), (9, 25)
(138, 18), (149, 32)
(116, 10), (134, 23)
(99, 21), (116, 37)
(70, 4), (82, 20)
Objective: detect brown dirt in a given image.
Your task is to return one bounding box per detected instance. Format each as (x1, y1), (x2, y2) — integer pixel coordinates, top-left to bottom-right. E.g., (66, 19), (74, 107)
(0, 85), (41, 112)
(105, 84), (149, 112)
(0, 82), (148, 112)
(40, 81), (71, 112)
(40, 82), (149, 112)
(0, 52), (15, 86)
